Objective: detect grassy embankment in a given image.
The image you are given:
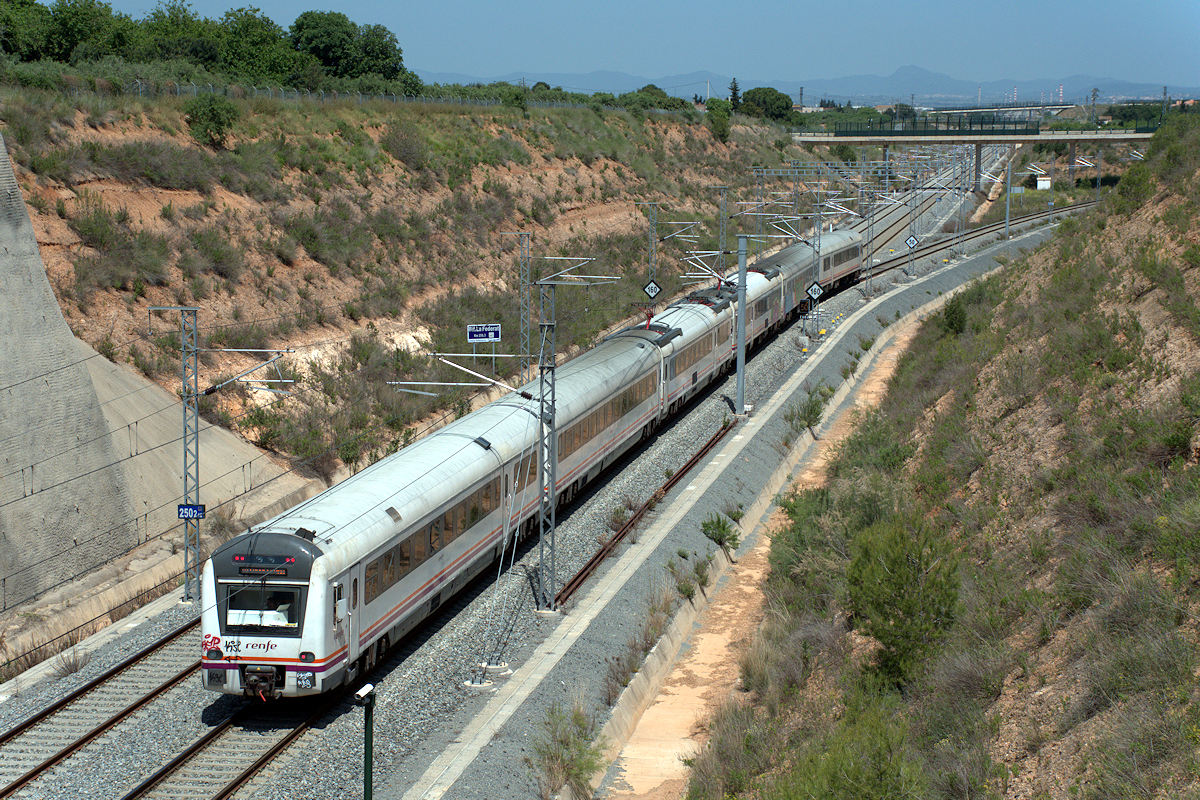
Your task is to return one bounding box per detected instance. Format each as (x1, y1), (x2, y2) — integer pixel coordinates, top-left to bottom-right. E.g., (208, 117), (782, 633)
(1, 85), (807, 479)
(976, 141), (1132, 225)
(687, 114), (1200, 799)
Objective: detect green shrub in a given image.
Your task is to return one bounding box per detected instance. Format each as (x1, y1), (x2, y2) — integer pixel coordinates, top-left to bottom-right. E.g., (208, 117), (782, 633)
(762, 689), (928, 800)
(938, 294), (967, 336)
(526, 699), (605, 800)
(70, 195), (170, 294)
(706, 98), (731, 144)
(784, 384), (828, 438)
(700, 512), (740, 555)
(184, 95), (240, 148)
(1111, 161), (1153, 215)
(189, 225), (243, 280)
(380, 122), (427, 170)
(846, 518), (959, 684)
(686, 701), (776, 799)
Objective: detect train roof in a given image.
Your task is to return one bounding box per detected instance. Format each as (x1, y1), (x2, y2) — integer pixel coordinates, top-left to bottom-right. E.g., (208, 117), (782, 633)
(249, 335), (659, 566)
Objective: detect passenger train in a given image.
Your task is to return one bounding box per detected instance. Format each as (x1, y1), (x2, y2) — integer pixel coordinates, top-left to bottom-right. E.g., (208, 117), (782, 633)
(200, 229), (864, 698)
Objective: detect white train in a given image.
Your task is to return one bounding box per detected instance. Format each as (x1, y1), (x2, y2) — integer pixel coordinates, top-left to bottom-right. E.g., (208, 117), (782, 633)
(200, 229), (863, 698)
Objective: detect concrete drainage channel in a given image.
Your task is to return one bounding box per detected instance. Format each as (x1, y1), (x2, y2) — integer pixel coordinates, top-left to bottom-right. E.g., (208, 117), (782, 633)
(392, 222), (1064, 800)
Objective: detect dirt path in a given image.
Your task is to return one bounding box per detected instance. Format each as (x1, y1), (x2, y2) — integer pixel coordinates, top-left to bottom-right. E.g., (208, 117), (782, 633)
(600, 320), (920, 799)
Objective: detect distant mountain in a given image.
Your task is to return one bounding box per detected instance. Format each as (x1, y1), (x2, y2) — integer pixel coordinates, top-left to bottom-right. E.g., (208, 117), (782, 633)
(412, 64), (1199, 106)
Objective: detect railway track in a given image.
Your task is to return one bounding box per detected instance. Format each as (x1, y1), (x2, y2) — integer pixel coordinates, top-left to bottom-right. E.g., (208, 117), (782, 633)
(872, 200), (1094, 279)
(118, 695), (336, 800)
(0, 619), (200, 798)
(556, 418), (737, 607)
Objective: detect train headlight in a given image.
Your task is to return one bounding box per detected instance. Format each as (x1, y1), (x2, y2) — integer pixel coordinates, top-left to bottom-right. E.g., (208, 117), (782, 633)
(299, 651), (315, 663)
(206, 648), (223, 660)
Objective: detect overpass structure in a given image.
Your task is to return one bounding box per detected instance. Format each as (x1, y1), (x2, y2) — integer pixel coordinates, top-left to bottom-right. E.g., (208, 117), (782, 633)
(792, 126), (1155, 191)
(926, 101), (1076, 115)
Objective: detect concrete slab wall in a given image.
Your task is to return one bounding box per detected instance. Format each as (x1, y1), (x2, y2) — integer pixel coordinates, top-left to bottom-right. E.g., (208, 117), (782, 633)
(0, 137), (137, 610)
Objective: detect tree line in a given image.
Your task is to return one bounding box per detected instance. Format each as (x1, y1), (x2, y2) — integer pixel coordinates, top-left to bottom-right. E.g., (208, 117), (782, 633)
(0, 0), (422, 93)
(0, 0), (699, 114)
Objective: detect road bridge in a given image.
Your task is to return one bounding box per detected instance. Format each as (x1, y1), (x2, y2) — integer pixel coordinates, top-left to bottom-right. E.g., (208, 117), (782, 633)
(927, 101), (1076, 115)
(792, 126), (1154, 191)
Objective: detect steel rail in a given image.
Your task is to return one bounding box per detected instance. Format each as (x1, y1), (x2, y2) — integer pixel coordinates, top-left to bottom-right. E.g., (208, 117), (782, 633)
(0, 661), (199, 798)
(555, 419), (737, 607)
(0, 617), (199, 747)
(117, 713), (236, 800)
(210, 698), (339, 800)
(871, 200), (1095, 278)
(119, 691), (342, 800)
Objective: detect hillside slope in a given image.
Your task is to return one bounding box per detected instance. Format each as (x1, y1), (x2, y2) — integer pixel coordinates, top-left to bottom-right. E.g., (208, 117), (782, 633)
(2, 87), (802, 480)
(686, 114), (1200, 799)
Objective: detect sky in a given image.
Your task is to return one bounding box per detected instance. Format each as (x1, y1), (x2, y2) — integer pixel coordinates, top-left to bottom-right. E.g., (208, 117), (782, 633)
(107, 0), (1199, 88)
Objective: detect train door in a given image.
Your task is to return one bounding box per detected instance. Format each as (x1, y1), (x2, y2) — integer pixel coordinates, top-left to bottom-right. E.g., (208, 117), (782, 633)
(347, 568), (362, 666)
(332, 581), (347, 648)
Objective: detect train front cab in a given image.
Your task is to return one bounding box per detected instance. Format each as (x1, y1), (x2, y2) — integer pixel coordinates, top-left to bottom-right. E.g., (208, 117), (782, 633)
(201, 531), (328, 699)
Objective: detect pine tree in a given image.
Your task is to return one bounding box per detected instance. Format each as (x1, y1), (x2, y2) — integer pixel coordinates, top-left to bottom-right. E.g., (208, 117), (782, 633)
(728, 77), (741, 112)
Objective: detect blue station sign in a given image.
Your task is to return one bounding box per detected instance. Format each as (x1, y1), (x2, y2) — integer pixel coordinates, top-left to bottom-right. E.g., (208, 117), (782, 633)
(466, 323), (502, 342)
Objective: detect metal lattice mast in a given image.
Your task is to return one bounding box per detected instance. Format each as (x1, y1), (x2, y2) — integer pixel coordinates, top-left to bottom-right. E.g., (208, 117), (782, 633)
(149, 306), (295, 603)
(754, 171), (764, 256)
(181, 308), (200, 602)
(711, 186), (728, 274)
(531, 257), (616, 611)
(908, 156), (921, 274)
(536, 283), (557, 609)
(150, 306), (202, 601)
(636, 202), (658, 284)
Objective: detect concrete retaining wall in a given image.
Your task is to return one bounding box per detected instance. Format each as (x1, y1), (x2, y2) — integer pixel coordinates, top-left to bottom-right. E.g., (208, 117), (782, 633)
(0, 137), (137, 610)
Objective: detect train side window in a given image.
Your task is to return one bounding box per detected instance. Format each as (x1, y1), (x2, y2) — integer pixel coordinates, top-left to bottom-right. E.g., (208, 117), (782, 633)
(396, 540), (411, 577)
(333, 583), (343, 619)
(412, 530), (427, 565)
(430, 518), (444, 553)
(365, 560), (379, 605)
(352, 578), (358, 610)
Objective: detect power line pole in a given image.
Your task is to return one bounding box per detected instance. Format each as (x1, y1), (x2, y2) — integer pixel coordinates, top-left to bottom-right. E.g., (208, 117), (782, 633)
(1005, 146), (1013, 240)
(150, 306), (202, 603)
(532, 257), (617, 610)
(735, 236), (748, 414)
(711, 185), (728, 274)
(636, 201), (658, 286)
(149, 306), (293, 601)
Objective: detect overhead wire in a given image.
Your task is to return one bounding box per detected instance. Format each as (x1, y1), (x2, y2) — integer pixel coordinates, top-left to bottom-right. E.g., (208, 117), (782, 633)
(0, 351), (507, 610)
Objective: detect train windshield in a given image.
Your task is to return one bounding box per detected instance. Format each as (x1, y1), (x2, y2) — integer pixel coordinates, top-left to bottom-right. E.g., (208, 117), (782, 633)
(222, 583), (303, 633)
